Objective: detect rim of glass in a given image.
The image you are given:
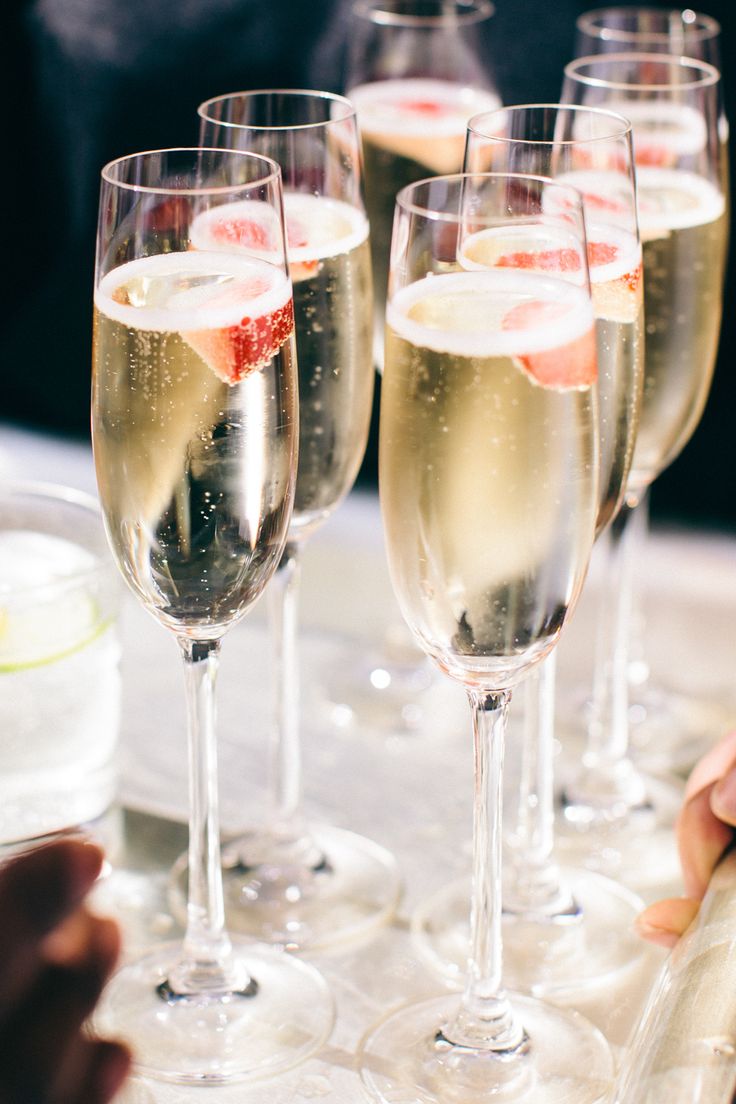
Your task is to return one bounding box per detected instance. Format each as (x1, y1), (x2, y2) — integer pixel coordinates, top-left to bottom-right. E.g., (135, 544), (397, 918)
(576, 7), (721, 45)
(100, 147), (282, 195)
(564, 51), (720, 91)
(467, 103), (633, 145)
(0, 480), (107, 593)
(353, 0), (493, 28)
(395, 170), (585, 223)
(197, 88), (357, 131)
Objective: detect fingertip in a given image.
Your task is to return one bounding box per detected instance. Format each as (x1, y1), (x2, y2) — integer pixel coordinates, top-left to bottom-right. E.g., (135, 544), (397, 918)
(710, 772), (736, 827)
(0, 838), (105, 936)
(87, 1041), (132, 1103)
(633, 920), (680, 949)
(55, 838), (106, 897)
(635, 897), (700, 948)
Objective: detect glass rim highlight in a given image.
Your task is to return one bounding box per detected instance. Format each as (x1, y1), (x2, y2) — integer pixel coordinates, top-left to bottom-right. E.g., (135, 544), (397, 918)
(467, 103), (633, 146)
(353, 0), (494, 29)
(395, 170), (587, 223)
(197, 88), (357, 132)
(564, 51), (721, 92)
(0, 481), (107, 597)
(576, 6), (721, 47)
(100, 147), (282, 196)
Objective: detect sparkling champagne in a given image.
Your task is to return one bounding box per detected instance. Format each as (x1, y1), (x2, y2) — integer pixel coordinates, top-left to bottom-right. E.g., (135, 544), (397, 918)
(348, 78), (501, 351)
(283, 195), (374, 538)
(191, 194), (375, 540)
(460, 208), (644, 534)
(380, 269), (598, 689)
(631, 168), (727, 491)
(92, 250), (297, 633)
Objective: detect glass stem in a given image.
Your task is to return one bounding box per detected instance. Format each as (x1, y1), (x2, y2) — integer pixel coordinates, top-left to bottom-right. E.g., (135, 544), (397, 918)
(269, 541), (303, 831)
(166, 637), (250, 998)
(626, 489), (651, 692)
(507, 655), (577, 918)
(443, 689), (526, 1055)
(564, 495), (649, 820)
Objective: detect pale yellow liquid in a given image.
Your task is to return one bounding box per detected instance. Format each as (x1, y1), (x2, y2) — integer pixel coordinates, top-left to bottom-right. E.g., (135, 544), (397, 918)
(629, 170), (727, 493)
(350, 79), (500, 356)
(460, 224), (644, 535)
(92, 255), (297, 635)
(592, 274), (644, 533)
(380, 271), (598, 691)
(290, 236), (375, 539)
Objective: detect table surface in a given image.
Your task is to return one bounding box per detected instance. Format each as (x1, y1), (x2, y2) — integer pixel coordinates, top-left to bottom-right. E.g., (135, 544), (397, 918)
(2, 421), (736, 1103)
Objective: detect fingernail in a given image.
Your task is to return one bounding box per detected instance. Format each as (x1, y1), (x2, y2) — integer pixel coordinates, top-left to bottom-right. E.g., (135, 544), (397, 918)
(712, 771), (736, 823)
(633, 917), (679, 949)
(61, 838), (105, 900)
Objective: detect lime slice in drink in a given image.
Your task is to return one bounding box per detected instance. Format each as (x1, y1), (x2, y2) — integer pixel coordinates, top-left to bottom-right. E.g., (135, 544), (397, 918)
(0, 531), (106, 672)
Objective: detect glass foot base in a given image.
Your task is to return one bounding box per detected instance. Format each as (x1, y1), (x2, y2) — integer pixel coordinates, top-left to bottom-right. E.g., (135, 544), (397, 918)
(359, 993), (613, 1103)
(323, 647), (438, 734)
(93, 940), (334, 1084)
(629, 682), (736, 776)
(555, 774), (683, 896)
(411, 869), (646, 998)
(169, 824), (401, 951)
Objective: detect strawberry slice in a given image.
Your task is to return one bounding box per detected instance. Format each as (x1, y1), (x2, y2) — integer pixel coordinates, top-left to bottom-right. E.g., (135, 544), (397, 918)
(205, 214), (273, 251)
(587, 241), (619, 267)
(503, 300), (597, 389)
(496, 248), (582, 273)
(496, 242), (620, 274)
(184, 290), (294, 384)
(285, 213), (320, 280)
(620, 261), (643, 294)
(581, 191), (629, 215)
(635, 144), (672, 167)
(401, 99), (451, 116)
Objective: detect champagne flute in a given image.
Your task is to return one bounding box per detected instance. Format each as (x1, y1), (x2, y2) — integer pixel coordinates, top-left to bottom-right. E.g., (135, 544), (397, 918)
(559, 54), (728, 889)
(345, 0), (501, 361)
(573, 6), (730, 776)
(575, 7), (722, 65)
(340, 0), (501, 735)
(90, 148), (334, 1082)
(196, 90), (400, 950)
(410, 104), (647, 997)
(360, 171), (612, 1103)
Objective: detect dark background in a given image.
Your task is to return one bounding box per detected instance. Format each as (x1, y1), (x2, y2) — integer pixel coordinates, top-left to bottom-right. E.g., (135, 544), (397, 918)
(3, 0), (734, 530)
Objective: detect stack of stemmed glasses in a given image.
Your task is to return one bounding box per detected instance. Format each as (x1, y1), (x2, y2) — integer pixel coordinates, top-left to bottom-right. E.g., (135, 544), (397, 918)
(82, 2), (728, 1099)
(555, 21), (728, 893)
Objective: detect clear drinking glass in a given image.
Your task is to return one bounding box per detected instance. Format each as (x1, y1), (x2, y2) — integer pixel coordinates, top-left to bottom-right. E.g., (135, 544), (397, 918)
(0, 481), (121, 845)
(342, 0), (501, 735)
(359, 171), (612, 1103)
(196, 89), (399, 950)
(408, 104), (646, 998)
(559, 55), (728, 890)
(573, 7), (730, 778)
(90, 147), (334, 1082)
(575, 7), (722, 64)
(345, 0), (500, 362)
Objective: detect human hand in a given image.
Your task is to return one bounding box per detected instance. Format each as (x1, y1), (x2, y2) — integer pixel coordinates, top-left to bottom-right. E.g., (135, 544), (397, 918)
(636, 729), (736, 948)
(0, 837), (131, 1103)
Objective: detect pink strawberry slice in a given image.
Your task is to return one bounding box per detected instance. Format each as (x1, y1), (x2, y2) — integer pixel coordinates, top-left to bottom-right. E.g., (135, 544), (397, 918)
(402, 99), (451, 116)
(285, 214), (320, 279)
(503, 299), (597, 389)
(496, 248), (582, 273)
(184, 281), (294, 384)
(581, 191), (629, 215)
(635, 144), (672, 167)
(206, 215), (273, 251)
(496, 242), (620, 274)
(621, 262), (643, 293)
(587, 241), (619, 267)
